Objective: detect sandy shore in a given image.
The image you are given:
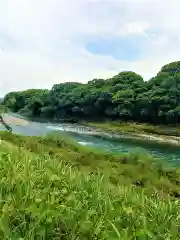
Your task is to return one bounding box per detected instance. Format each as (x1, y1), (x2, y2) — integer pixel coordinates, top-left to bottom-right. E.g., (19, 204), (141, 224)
(1, 113), (29, 126)
(131, 133), (180, 145)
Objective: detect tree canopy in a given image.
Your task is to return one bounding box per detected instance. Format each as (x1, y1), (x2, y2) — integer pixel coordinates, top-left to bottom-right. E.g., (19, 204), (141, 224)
(3, 61), (180, 124)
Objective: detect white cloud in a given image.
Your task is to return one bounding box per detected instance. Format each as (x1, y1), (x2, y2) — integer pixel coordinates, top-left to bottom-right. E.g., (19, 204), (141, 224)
(0, 0), (179, 96)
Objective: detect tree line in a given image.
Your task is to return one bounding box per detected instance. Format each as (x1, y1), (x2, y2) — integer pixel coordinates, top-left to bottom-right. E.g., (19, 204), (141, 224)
(3, 61), (180, 124)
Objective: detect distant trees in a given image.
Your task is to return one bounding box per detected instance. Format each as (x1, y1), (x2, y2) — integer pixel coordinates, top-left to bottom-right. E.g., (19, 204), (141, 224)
(3, 89), (49, 116)
(3, 61), (180, 124)
(160, 61), (180, 76)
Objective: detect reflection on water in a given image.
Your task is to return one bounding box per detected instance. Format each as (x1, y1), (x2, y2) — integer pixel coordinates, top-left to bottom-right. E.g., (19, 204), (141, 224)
(1, 115), (180, 166)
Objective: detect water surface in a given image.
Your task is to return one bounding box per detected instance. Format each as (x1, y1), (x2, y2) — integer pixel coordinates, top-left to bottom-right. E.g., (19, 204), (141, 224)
(1, 114), (180, 165)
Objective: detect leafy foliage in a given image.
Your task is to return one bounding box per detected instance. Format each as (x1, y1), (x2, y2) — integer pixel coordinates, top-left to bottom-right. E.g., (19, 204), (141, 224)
(3, 61), (180, 124)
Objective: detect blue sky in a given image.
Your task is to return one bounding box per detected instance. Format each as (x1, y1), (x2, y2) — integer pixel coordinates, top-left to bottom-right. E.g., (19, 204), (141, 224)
(87, 36), (146, 61)
(0, 0), (179, 96)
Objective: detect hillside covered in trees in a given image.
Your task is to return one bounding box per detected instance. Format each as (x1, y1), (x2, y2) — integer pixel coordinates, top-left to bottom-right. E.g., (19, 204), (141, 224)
(3, 61), (180, 124)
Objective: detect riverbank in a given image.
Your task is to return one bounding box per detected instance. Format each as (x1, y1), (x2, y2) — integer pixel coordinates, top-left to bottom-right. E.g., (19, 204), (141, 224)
(0, 131), (180, 238)
(1, 113), (29, 126)
(87, 121), (180, 146)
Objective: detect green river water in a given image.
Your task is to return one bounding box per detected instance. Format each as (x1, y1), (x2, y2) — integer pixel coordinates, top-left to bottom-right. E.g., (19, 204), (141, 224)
(1, 114), (180, 165)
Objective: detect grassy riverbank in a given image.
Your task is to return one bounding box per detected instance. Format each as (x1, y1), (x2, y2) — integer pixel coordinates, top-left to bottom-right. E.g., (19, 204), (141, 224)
(0, 131), (180, 239)
(88, 121), (180, 136)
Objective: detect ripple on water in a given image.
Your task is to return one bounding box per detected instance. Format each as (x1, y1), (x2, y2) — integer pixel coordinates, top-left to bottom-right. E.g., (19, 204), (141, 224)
(78, 141), (92, 146)
(47, 126), (65, 131)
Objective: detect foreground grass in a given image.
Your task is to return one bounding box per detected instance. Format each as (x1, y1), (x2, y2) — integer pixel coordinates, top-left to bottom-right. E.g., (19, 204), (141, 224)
(0, 132), (180, 239)
(88, 121), (180, 137)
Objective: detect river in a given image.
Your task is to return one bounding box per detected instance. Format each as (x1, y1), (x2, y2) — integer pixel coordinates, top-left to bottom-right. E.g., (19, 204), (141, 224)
(1, 113), (180, 165)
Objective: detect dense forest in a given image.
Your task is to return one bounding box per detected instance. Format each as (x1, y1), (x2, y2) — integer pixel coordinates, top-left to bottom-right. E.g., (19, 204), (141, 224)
(3, 61), (180, 124)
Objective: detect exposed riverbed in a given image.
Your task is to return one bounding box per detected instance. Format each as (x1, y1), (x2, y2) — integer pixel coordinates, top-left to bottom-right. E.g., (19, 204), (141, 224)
(1, 113), (180, 165)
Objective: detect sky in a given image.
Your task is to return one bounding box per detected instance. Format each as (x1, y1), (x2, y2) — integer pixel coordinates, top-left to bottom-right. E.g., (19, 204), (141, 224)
(0, 0), (180, 96)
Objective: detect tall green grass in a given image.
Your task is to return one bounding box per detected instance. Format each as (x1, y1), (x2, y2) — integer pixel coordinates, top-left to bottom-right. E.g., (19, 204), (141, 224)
(0, 132), (180, 239)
